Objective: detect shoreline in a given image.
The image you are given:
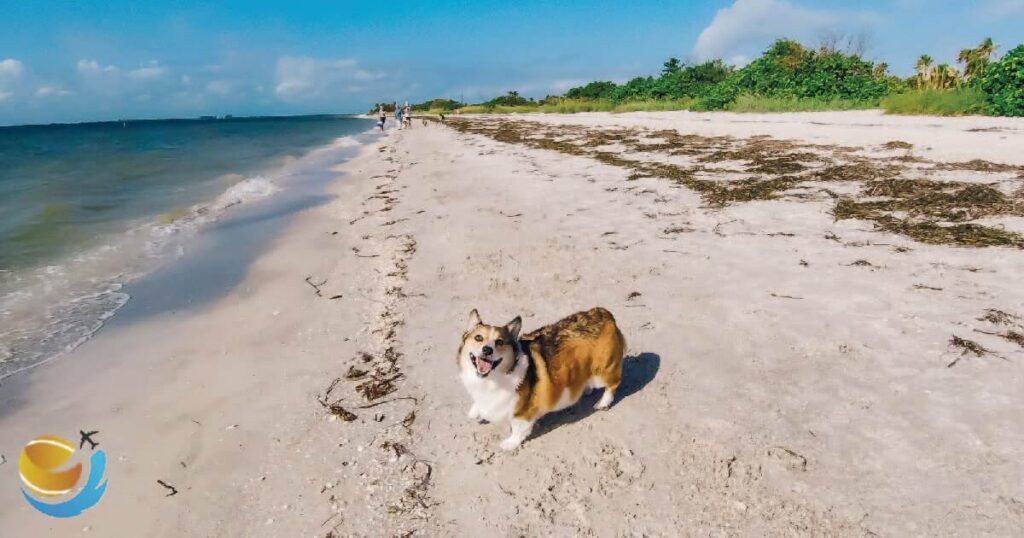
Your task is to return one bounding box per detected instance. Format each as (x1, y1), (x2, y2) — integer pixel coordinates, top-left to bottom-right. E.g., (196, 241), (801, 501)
(1, 111), (1022, 536)
(0, 122), (376, 381)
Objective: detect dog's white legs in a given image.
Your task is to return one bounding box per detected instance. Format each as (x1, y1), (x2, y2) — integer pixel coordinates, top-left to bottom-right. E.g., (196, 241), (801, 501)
(467, 404), (480, 421)
(594, 387), (616, 410)
(500, 418), (535, 451)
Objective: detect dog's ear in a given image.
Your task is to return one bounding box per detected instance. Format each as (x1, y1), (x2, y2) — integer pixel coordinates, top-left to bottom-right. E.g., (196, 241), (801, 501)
(467, 309), (482, 331)
(505, 316), (522, 340)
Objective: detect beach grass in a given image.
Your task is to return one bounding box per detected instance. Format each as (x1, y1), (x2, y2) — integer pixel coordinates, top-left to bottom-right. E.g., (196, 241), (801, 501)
(456, 96), (879, 115)
(454, 90), (992, 117)
(458, 98), (696, 114)
(880, 88), (988, 116)
(722, 94), (878, 113)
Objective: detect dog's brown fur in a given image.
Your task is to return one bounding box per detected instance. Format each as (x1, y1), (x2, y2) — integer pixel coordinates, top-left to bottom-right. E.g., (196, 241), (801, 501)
(514, 307), (626, 419)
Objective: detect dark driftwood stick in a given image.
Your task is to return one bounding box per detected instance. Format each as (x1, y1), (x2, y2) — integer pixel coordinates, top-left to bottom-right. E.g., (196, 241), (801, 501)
(304, 276), (327, 297)
(156, 479), (178, 497)
(356, 396), (419, 409)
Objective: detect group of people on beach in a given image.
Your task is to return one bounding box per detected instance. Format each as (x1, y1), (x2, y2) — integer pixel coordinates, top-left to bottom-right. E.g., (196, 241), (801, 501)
(377, 102), (413, 131)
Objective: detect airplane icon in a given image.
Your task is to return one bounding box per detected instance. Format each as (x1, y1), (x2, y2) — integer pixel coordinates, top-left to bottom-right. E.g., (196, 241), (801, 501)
(79, 430), (100, 450)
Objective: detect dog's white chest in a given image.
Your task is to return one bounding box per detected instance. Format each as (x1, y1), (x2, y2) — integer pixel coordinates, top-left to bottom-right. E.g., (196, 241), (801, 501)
(461, 371), (520, 423)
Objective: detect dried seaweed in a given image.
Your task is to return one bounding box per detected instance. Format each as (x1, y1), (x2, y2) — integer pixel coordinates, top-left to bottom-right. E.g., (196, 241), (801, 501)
(345, 366), (369, 380)
(882, 140), (913, 150)
(938, 159), (1021, 173)
(448, 117), (1024, 248)
(977, 308), (1020, 325)
(381, 441), (409, 458)
(947, 335), (993, 367)
(356, 372), (405, 401)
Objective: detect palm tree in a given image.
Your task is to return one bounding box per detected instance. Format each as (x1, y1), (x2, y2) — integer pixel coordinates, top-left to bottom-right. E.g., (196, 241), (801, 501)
(958, 48), (979, 80)
(916, 54), (933, 88)
(662, 57), (682, 75)
(872, 62), (889, 79)
(958, 38), (1001, 81)
(976, 37), (998, 61)
(931, 63), (960, 89)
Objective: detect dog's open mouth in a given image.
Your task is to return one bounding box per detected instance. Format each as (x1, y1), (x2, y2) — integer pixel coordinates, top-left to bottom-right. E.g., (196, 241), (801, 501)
(471, 353), (502, 377)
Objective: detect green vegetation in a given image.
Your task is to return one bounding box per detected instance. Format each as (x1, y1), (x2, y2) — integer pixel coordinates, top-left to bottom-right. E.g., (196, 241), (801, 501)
(393, 36), (1021, 117)
(411, 98), (463, 112)
(724, 95), (878, 113)
(458, 98), (695, 114)
(881, 88), (988, 116)
(723, 39), (896, 103)
(980, 45), (1024, 116)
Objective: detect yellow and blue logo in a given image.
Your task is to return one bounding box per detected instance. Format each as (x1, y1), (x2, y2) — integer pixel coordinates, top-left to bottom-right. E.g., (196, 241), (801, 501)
(18, 434), (107, 518)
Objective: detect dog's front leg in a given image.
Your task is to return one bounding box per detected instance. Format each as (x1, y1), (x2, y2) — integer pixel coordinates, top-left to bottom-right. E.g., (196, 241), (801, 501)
(500, 418), (534, 451)
(467, 403), (481, 421)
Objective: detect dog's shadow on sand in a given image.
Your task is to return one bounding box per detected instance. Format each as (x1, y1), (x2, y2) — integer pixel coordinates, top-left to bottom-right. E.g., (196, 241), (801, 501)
(530, 352), (660, 440)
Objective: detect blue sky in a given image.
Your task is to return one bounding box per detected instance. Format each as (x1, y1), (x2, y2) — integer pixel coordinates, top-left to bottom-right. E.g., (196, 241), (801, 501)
(0, 0), (1022, 125)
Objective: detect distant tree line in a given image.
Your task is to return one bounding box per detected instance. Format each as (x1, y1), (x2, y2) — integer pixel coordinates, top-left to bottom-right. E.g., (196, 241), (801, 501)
(374, 37), (1024, 116)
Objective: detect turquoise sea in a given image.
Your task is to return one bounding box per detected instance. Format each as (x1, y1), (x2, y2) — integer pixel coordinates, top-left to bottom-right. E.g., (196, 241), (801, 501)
(0, 115), (374, 377)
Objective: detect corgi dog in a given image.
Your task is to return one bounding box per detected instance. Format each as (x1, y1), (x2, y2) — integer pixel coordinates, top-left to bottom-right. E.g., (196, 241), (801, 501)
(457, 307), (626, 451)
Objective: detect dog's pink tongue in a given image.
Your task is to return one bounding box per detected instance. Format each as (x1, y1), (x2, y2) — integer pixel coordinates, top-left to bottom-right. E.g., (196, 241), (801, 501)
(477, 358), (493, 374)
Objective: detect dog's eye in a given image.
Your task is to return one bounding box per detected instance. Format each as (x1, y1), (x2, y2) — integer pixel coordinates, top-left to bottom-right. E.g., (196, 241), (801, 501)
(495, 339), (504, 346)
(474, 335), (483, 342)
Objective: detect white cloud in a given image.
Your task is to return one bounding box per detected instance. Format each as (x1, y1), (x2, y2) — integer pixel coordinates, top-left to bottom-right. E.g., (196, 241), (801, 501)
(274, 57), (384, 99)
(0, 90), (12, 103)
(693, 0), (874, 61)
(35, 85), (73, 98)
(0, 58), (24, 78)
(77, 59), (118, 75)
(127, 62), (169, 81)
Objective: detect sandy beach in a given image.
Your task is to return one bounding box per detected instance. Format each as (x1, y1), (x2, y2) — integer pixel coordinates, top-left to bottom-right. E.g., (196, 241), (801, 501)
(1, 110), (1023, 536)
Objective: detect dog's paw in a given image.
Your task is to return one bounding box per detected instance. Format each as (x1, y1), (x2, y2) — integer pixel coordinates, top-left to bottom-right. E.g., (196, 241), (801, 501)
(466, 406), (480, 420)
(500, 438), (522, 451)
(594, 391), (615, 410)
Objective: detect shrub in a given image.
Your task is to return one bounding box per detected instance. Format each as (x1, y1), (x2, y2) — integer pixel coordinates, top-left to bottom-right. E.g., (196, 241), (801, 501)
(484, 91), (534, 107)
(693, 79), (740, 110)
(730, 39), (889, 101)
(565, 81), (618, 100)
(980, 44), (1024, 116)
(412, 98), (463, 111)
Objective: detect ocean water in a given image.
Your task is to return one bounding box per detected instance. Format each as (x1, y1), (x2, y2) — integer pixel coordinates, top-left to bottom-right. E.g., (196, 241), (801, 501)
(0, 115), (375, 378)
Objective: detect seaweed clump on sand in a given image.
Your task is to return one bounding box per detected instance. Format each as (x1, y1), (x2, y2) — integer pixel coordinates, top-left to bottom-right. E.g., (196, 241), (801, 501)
(947, 335), (1004, 368)
(976, 309), (1024, 349)
(882, 140), (913, 150)
(698, 137), (824, 175)
(938, 159), (1023, 173)
(833, 179), (1024, 248)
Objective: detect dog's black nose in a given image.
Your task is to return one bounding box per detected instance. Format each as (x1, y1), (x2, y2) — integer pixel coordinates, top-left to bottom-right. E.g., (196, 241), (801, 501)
(481, 345), (493, 356)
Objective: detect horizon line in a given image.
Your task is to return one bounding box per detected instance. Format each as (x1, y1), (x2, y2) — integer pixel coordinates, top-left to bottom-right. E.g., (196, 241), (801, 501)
(0, 111), (368, 130)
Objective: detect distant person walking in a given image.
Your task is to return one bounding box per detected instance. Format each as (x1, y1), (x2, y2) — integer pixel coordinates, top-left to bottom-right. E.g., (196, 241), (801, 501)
(395, 102), (402, 128)
(402, 103), (412, 129)
(377, 105), (386, 132)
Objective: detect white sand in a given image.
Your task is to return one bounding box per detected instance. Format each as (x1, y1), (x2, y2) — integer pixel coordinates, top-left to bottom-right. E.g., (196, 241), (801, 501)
(1, 111), (1022, 536)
